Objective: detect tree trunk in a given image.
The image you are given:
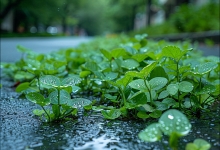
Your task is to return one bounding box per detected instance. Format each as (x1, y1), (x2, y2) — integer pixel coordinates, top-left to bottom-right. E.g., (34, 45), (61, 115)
(0, 0), (23, 21)
(146, 0), (152, 26)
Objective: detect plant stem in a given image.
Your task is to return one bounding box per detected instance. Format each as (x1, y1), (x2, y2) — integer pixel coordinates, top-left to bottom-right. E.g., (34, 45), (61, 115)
(199, 77), (202, 104)
(41, 106), (50, 122)
(144, 77), (152, 106)
(119, 87), (126, 106)
(37, 77), (41, 94)
(61, 109), (74, 118)
(57, 88), (61, 119)
(176, 61), (181, 109)
(176, 61), (179, 83)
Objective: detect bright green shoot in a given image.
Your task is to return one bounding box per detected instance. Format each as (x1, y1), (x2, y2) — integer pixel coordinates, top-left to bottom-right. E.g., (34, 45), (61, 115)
(26, 75), (91, 122)
(138, 109), (210, 150)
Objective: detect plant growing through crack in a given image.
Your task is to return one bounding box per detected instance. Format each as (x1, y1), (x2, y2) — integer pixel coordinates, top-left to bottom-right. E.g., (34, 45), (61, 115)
(26, 75), (91, 122)
(138, 109), (211, 150)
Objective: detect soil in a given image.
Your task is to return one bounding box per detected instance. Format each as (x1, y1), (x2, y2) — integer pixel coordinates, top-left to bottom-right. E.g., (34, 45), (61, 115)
(0, 79), (220, 150)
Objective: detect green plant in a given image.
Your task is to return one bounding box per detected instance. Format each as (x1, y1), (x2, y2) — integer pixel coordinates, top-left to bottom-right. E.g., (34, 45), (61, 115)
(138, 109), (211, 150)
(25, 75), (91, 122)
(186, 139), (211, 150)
(1, 34), (219, 123)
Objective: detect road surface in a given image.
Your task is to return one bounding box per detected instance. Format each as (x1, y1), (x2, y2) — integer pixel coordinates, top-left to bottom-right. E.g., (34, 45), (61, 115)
(0, 37), (219, 63)
(0, 37), (93, 62)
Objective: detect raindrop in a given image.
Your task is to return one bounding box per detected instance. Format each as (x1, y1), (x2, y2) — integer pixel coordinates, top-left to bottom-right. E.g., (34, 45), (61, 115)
(168, 114), (174, 120)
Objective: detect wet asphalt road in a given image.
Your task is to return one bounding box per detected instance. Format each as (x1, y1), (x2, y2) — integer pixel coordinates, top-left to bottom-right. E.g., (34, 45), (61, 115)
(0, 37), (93, 62)
(0, 37), (219, 63)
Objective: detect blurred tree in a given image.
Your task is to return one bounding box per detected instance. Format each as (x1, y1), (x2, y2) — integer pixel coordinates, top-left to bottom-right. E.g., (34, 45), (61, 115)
(109, 0), (145, 32)
(1, 0), (153, 35)
(0, 0), (23, 21)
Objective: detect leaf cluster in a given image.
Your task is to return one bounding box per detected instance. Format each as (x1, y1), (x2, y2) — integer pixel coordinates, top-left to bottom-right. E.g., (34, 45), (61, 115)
(1, 35), (219, 122)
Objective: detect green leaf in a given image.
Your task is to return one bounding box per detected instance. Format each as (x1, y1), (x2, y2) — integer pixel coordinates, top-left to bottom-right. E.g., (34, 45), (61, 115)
(101, 109), (121, 120)
(104, 94), (117, 100)
(141, 104), (155, 112)
(149, 66), (168, 80)
(185, 143), (198, 150)
(130, 92), (148, 105)
(40, 75), (60, 87)
(154, 101), (169, 111)
(158, 90), (169, 99)
(139, 61), (157, 78)
(193, 139), (211, 150)
(111, 48), (128, 58)
(149, 110), (162, 118)
(14, 71), (35, 81)
(121, 59), (139, 70)
(67, 98), (91, 108)
(197, 62), (218, 75)
(167, 83), (179, 95)
(126, 62), (157, 79)
(61, 75), (81, 87)
(33, 109), (45, 116)
(26, 92), (50, 106)
(100, 49), (112, 60)
(132, 53), (148, 62)
(137, 111), (149, 119)
(15, 82), (30, 93)
(104, 72), (118, 80)
(48, 90), (70, 105)
(162, 98), (177, 108)
(186, 139), (211, 150)
(71, 86), (81, 93)
(79, 71), (91, 78)
(17, 45), (33, 54)
(162, 46), (186, 61)
(138, 123), (162, 142)
(159, 109), (191, 136)
(128, 79), (149, 91)
(149, 77), (168, 90)
(84, 61), (99, 72)
(116, 75), (133, 88)
(179, 81), (194, 93)
(196, 85), (216, 95)
(52, 105), (60, 118)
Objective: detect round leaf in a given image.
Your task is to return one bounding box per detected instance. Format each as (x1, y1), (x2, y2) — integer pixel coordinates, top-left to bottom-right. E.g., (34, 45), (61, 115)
(48, 90), (71, 105)
(158, 90), (169, 99)
(138, 123), (162, 142)
(26, 92), (50, 106)
(149, 77), (168, 90)
(159, 109), (191, 136)
(179, 81), (194, 93)
(137, 111), (149, 119)
(149, 110), (162, 118)
(67, 98), (91, 108)
(129, 79), (149, 91)
(198, 62), (218, 75)
(121, 59), (139, 70)
(193, 139), (211, 150)
(167, 83), (179, 95)
(61, 75), (81, 87)
(162, 46), (183, 61)
(101, 109), (121, 120)
(40, 75), (60, 87)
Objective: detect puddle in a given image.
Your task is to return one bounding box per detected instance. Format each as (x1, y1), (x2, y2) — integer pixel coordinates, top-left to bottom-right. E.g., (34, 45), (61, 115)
(1, 79), (219, 150)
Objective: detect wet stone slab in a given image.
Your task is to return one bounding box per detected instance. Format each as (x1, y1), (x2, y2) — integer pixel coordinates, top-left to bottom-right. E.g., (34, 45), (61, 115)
(0, 79), (219, 150)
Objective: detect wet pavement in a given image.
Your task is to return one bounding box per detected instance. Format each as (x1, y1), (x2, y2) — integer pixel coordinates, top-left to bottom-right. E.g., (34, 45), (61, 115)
(0, 79), (220, 150)
(0, 37), (93, 62)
